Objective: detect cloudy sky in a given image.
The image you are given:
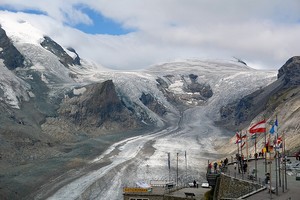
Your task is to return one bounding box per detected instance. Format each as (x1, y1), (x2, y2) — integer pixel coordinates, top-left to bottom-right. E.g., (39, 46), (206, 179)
(0, 0), (300, 70)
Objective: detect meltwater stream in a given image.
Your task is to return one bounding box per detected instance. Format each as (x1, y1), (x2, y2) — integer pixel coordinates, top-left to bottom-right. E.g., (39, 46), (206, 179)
(47, 107), (228, 200)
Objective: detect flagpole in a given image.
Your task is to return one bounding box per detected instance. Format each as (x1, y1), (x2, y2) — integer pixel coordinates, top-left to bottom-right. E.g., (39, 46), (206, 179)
(284, 131), (287, 190)
(282, 146), (285, 193)
(240, 131), (244, 179)
(275, 135), (278, 195)
(237, 131), (240, 156)
(269, 151), (272, 199)
(168, 152), (171, 182)
(254, 133), (257, 181)
(185, 151), (187, 186)
(278, 147), (281, 187)
(236, 131), (240, 174)
(176, 152), (179, 187)
(269, 118), (279, 196)
(281, 131), (285, 192)
(246, 132), (249, 176)
(264, 123), (267, 173)
(249, 119), (267, 180)
(277, 117), (281, 188)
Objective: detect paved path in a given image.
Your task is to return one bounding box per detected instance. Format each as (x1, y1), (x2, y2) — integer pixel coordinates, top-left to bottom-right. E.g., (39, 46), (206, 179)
(224, 157), (300, 199)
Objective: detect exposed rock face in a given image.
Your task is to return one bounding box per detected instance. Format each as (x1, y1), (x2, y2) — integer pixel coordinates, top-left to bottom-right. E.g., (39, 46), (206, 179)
(156, 74), (213, 108)
(219, 90), (264, 128)
(40, 36), (80, 67)
(156, 77), (187, 110)
(0, 25), (25, 70)
(278, 56), (300, 86)
(186, 74), (213, 99)
(139, 92), (166, 116)
(57, 80), (141, 135)
(67, 47), (81, 65)
(66, 80), (122, 125)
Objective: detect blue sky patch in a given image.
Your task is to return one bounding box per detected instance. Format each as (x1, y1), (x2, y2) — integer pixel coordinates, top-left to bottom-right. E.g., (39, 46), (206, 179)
(0, 5), (133, 35)
(73, 6), (133, 35)
(0, 6), (46, 15)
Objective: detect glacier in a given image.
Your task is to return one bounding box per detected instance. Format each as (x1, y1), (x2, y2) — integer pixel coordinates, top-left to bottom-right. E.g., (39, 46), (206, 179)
(41, 60), (276, 200)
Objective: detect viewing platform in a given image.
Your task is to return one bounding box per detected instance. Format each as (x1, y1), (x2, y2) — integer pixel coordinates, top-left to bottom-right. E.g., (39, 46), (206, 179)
(206, 156), (300, 199)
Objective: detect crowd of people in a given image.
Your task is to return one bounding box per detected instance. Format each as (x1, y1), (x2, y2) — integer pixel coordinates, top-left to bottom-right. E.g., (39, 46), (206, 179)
(207, 157), (229, 173)
(207, 154), (249, 175)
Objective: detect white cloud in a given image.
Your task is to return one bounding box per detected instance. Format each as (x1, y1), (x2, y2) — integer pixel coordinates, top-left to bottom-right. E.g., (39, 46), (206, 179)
(0, 1), (300, 70)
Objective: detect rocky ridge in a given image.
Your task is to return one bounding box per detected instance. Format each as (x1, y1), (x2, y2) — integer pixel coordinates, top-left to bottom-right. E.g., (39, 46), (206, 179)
(217, 56), (300, 155)
(0, 25), (24, 70)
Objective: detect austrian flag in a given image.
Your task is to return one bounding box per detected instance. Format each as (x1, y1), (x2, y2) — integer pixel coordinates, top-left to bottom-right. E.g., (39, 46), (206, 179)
(249, 120), (266, 134)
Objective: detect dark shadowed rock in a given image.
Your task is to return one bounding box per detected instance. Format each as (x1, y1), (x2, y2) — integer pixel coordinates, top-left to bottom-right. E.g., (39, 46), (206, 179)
(40, 36), (80, 67)
(139, 92), (166, 116)
(67, 47), (81, 65)
(278, 56), (300, 86)
(186, 74), (213, 99)
(0, 25), (25, 70)
(156, 78), (169, 88)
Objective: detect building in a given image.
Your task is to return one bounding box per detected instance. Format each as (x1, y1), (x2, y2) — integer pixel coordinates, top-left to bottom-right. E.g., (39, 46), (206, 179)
(123, 181), (211, 200)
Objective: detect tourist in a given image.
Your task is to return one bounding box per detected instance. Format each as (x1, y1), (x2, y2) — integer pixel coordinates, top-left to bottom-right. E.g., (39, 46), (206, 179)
(213, 162), (218, 173)
(243, 162), (248, 173)
(224, 157), (228, 166)
(265, 173), (270, 184)
(208, 162), (212, 173)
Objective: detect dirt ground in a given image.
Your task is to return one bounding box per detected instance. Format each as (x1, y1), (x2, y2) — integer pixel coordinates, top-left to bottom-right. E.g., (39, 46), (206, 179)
(0, 128), (151, 200)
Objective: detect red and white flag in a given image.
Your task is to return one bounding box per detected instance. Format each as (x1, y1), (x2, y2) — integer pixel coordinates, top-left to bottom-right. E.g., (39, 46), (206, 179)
(275, 136), (283, 149)
(235, 132), (246, 144)
(235, 132), (242, 144)
(249, 119), (266, 134)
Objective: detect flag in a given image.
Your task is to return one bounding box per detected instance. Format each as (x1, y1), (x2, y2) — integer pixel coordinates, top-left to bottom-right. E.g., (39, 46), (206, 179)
(277, 136), (282, 145)
(235, 132), (242, 144)
(275, 136), (283, 149)
(249, 120), (266, 134)
(235, 132), (246, 144)
(251, 134), (257, 140)
(269, 119), (278, 135)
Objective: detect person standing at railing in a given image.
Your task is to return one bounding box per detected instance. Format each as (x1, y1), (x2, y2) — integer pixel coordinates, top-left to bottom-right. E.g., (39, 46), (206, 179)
(208, 162), (212, 173)
(213, 162), (218, 173)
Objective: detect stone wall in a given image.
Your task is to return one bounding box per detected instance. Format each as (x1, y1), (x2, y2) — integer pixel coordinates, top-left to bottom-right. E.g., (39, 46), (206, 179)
(215, 174), (263, 199)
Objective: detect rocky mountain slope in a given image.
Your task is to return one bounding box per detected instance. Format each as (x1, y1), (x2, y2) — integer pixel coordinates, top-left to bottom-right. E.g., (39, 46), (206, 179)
(218, 56), (300, 156)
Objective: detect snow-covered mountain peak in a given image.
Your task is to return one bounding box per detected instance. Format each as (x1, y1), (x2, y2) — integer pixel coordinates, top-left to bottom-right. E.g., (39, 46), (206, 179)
(146, 58), (255, 75)
(0, 12), (45, 46)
